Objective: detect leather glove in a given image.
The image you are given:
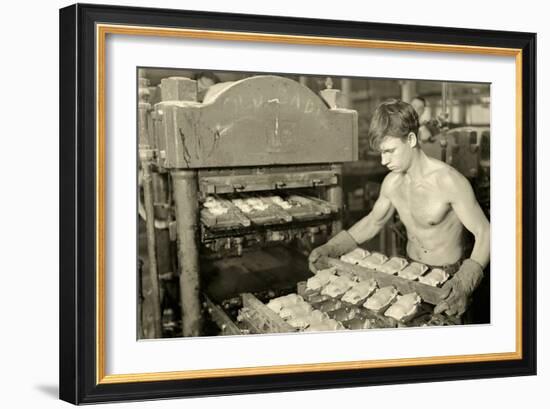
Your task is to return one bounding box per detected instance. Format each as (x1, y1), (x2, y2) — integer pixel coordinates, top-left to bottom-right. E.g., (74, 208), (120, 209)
(308, 230), (358, 273)
(434, 259), (484, 317)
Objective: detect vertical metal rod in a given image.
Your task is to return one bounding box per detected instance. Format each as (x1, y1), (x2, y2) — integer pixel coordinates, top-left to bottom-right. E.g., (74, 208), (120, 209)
(138, 77), (152, 146)
(152, 172), (170, 220)
(138, 103), (151, 146)
(442, 82), (448, 118)
(448, 84), (454, 122)
(326, 164), (344, 234)
(171, 170), (202, 337)
(341, 78), (352, 109)
(141, 160), (163, 338)
(137, 259), (145, 339)
(152, 172), (172, 276)
(400, 80), (416, 103)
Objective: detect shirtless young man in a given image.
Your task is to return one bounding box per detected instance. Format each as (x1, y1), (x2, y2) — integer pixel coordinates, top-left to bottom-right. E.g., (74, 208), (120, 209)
(309, 99), (490, 318)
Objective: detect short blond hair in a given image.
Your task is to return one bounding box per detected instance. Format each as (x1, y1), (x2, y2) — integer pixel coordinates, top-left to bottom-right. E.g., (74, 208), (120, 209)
(368, 99), (420, 151)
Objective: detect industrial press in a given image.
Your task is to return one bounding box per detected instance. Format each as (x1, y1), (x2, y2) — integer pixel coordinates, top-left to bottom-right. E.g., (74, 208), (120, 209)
(138, 74), (358, 338)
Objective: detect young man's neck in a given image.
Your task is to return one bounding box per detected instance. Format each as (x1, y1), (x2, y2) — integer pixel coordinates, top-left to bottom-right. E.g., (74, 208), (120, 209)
(404, 149), (429, 181)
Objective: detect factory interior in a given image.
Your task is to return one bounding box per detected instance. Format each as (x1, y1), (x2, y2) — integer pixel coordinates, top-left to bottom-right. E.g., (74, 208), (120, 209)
(137, 68), (491, 339)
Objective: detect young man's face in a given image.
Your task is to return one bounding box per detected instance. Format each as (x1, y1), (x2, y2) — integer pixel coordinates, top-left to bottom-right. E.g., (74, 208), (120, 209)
(379, 135), (415, 173)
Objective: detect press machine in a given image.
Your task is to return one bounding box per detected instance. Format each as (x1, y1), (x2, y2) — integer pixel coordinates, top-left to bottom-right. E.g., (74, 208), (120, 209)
(138, 74), (358, 337)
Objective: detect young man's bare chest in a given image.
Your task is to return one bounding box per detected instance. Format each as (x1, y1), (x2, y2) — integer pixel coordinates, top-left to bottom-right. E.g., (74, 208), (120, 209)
(389, 175), (453, 228)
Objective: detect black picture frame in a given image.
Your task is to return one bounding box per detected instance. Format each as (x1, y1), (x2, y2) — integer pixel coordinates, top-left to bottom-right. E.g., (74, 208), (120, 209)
(59, 3), (537, 405)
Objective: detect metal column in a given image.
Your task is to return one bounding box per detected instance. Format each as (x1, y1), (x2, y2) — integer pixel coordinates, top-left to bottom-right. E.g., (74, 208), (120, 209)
(140, 157), (163, 338)
(171, 170), (202, 337)
(326, 164), (344, 234)
(341, 78), (352, 109)
(400, 80), (417, 103)
(138, 78), (152, 146)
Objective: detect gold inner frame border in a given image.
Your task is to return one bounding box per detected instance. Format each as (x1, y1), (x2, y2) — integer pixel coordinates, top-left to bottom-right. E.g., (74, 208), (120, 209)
(95, 23), (523, 385)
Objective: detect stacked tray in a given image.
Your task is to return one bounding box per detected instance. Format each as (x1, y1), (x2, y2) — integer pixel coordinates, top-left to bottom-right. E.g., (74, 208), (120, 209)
(200, 196), (251, 229)
(257, 266), (429, 332)
(337, 248), (450, 288)
(266, 293), (345, 332)
(231, 194), (293, 225)
(200, 193), (337, 230)
(267, 194), (337, 221)
(239, 246), (459, 333)
(301, 266), (426, 329)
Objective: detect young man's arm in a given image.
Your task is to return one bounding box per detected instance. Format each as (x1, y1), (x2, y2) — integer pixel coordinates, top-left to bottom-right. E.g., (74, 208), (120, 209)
(434, 169), (490, 316)
(348, 176), (396, 244)
(308, 175), (396, 271)
(442, 169), (490, 268)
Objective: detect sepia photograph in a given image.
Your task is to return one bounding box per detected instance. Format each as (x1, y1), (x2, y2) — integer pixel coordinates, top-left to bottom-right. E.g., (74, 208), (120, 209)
(137, 68), (491, 339)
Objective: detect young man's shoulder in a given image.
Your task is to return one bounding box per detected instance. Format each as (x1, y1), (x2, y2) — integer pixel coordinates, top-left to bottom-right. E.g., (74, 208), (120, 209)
(426, 156), (461, 179)
(380, 171), (403, 194)
(428, 158), (471, 193)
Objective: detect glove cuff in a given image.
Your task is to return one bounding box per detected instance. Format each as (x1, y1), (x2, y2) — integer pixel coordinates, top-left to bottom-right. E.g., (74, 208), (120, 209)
(464, 258), (483, 270)
(327, 230), (358, 255)
(455, 258), (484, 294)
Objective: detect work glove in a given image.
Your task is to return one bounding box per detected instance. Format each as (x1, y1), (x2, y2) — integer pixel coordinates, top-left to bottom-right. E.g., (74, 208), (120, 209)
(308, 230), (358, 273)
(434, 259), (484, 317)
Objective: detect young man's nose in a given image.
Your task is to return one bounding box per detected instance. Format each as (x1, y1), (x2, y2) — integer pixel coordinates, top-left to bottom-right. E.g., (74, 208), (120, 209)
(381, 154), (390, 166)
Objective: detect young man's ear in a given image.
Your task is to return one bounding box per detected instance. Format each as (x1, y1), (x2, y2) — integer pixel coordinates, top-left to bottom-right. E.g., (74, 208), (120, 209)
(407, 132), (418, 148)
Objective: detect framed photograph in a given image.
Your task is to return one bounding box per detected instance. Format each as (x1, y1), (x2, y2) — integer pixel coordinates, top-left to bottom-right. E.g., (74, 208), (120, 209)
(59, 3), (536, 405)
